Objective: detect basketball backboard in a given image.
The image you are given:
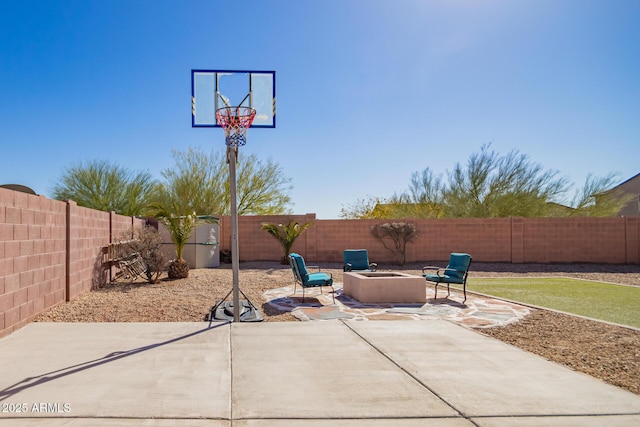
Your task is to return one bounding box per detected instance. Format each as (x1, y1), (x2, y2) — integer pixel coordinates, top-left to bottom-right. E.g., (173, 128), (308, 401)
(191, 69), (276, 128)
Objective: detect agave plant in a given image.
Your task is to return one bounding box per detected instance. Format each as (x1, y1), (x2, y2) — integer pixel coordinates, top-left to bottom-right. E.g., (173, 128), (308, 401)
(261, 220), (313, 264)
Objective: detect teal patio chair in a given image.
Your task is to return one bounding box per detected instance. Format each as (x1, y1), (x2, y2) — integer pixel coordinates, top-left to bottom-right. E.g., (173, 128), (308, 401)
(343, 249), (378, 272)
(288, 253), (335, 303)
(423, 253), (472, 302)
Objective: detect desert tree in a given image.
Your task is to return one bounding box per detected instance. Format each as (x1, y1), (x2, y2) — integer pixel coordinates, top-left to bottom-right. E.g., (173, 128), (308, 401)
(52, 159), (156, 216)
(345, 144), (628, 220)
(235, 153), (293, 215)
(155, 147), (292, 216)
(569, 173), (633, 217)
(339, 196), (389, 219)
(387, 168), (447, 218)
(155, 148), (227, 217)
(441, 144), (569, 217)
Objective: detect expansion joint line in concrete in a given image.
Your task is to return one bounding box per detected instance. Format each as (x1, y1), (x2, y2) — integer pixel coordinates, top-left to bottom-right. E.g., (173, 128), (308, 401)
(339, 320), (480, 427)
(226, 322), (234, 422)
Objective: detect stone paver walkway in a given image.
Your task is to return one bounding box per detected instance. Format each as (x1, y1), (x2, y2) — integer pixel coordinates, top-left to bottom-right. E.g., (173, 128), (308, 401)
(264, 284), (529, 327)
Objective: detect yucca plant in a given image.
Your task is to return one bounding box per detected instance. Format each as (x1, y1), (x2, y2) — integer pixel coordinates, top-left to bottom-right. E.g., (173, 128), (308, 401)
(261, 220), (313, 264)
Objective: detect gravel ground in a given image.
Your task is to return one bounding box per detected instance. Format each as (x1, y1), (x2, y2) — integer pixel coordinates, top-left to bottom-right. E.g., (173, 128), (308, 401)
(36, 261), (640, 395)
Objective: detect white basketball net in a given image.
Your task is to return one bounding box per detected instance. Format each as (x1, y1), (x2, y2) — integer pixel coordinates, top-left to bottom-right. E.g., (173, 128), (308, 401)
(215, 107), (257, 147)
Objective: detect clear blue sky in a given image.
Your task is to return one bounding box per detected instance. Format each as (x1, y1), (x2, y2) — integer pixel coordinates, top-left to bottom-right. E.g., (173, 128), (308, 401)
(1, 0), (638, 219)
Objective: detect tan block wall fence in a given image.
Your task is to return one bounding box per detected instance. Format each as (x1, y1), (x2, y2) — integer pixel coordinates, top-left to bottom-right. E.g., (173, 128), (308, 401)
(219, 214), (640, 265)
(0, 188), (144, 337)
(2, 189), (639, 337)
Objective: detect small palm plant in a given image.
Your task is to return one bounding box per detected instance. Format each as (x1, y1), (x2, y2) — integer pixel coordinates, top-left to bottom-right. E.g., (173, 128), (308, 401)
(261, 220), (313, 264)
(160, 212), (198, 279)
(149, 197), (211, 279)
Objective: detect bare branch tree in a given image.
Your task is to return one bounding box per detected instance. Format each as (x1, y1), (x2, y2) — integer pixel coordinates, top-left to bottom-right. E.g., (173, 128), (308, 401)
(371, 222), (418, 265)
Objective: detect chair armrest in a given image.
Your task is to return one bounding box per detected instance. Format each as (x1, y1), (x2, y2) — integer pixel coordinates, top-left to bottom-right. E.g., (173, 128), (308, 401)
(344, 263), (353, 272)
(307, 265), (321, 272)
(422, 266), (442, 274)
(369, 263), (378, 271)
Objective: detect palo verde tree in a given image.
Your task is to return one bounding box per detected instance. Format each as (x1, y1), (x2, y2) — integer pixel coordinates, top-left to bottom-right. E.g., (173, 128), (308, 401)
(154, 147), (227, 217)
(52, 159), (156, 216)
(235, 153), (293, 215)
(344, 145), (627, 219)
(394, 144), (569, 218)
(339, 196), (389, 219)
(443, 144), (569, 217)
(382, 168), (448, 219)
(157, 147), (293, 216)
(568, 173), (634, 217)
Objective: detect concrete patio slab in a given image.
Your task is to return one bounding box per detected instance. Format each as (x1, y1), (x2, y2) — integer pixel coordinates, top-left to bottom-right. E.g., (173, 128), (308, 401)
(0, 320), (639, 426)
(235, 420), (474, 427)
(230, 321), (458, 419)
(2, 420), (228, 427)
(346, 321), (640, 418)
(474, 415), (640, 427)
(0, 322), (231, 421)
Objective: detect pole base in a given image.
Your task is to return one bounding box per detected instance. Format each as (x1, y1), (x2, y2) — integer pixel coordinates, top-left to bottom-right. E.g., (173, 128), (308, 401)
(207, 288), (264, 324)
(208, 300), (263, 323)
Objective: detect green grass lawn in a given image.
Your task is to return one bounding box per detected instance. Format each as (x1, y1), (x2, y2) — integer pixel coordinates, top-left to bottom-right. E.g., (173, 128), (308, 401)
(461, 278), (640, 328)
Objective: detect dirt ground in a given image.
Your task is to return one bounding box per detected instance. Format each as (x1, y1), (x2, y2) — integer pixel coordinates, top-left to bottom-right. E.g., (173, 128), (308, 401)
(35, 261), (640, 395)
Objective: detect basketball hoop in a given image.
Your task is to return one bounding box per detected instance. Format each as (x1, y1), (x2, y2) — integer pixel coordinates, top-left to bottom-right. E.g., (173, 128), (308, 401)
(215, 106), (257, 147)
(191, 69), (275, 323)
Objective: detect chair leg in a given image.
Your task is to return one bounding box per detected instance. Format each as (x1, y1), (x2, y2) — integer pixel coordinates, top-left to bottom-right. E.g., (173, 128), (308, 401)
(446, 284), (450, 298)
(463, 283), (466, 303)
(434, 283), (438, 300)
